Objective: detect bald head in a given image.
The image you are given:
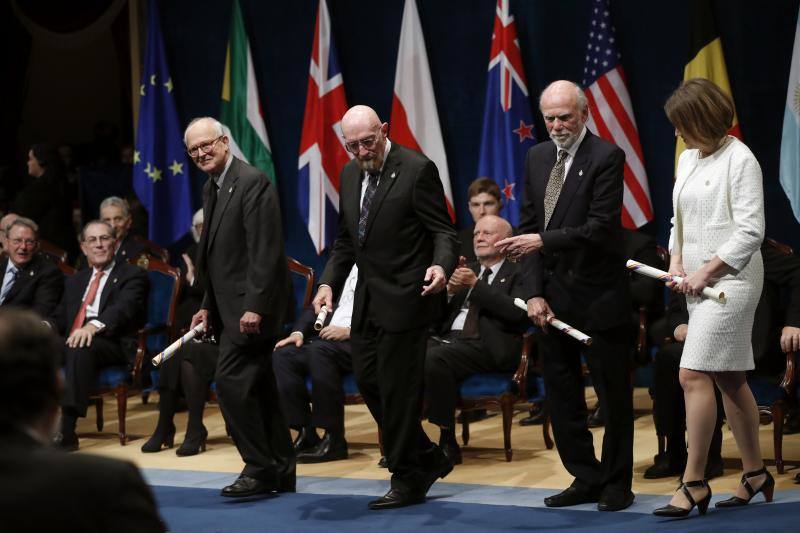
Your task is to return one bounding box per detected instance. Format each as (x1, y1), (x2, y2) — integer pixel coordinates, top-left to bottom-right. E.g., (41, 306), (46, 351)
(474, 215), (513, 264)
(341, 105), (389, 173)
(539, 80), (588, 149)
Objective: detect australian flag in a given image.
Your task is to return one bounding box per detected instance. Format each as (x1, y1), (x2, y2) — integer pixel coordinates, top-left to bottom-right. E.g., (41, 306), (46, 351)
(298, 0), (351, 255)
(477, 0), (536, 227)
(134, 0), (192, 246)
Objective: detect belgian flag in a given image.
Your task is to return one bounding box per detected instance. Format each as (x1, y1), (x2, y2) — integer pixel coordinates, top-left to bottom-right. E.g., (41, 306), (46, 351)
(675, 0), (742, 168)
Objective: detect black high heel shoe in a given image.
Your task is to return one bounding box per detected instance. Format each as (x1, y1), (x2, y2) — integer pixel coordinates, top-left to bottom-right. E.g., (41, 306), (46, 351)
(653, 479), (712, 517)
(715, 466), (774, 507)
(176, 428), (208, 457)
(141, 423), (176, 453)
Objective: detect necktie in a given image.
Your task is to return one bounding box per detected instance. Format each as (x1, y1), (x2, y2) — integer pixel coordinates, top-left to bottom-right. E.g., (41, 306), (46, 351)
(70, 271), (106, 335)
(460, 268), (491, 339)
(358, 173), (380, 245)
(0, 266), (18, 304)
(543, 149), (568, 229)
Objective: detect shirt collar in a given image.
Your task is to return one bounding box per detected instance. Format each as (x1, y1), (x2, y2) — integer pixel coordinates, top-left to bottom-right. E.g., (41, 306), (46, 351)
(213, 153), (234, 189)
(479, 258), (505, 278)
(559, 125), (587, 160)
(92, 260), (115, 276)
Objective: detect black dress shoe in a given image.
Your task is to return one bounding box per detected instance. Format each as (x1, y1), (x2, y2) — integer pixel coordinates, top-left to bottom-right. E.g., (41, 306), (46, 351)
(297, 433), (348, 463)
(221, 475), (272, 498)
(544, 486), (601, 508)
(519, 404), (544, 426)
(420, 445), (454, 493)
(438, 429), (463, 465)
(293, 426), (320, 454)
(377, 456), (387, 468)
(587, 406), (604, 428)
(598, 489), (634, 511)
(644, 452), (686, 479)
(53, 432), (79, 452)
(368, 488), (425, 510)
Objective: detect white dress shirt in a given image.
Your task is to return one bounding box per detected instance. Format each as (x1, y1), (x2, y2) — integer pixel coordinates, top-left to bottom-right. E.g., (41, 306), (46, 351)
(359, 139), (392, 209)
(83, 261), (115, 330)
(558, 125), (588, 181)
(329, 265), (358, 328)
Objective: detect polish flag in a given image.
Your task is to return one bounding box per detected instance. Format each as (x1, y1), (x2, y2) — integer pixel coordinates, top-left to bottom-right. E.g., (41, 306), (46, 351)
(390, 0), (455, 220)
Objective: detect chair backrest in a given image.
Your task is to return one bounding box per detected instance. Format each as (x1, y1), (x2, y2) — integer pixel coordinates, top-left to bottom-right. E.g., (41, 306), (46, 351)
(288, 257), (315, 308)
(38, 239), (68, 264)
(766, 237), (793, 256)
(132, 235), (170, 263)
(135, 256), (181, 330)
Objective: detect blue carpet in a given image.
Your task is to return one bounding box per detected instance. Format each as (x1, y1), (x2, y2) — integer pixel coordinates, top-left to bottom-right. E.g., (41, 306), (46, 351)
(147, 470), (800, 532)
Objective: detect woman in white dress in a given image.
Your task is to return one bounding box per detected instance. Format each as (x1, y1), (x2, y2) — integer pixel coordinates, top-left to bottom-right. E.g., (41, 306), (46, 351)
(653, 78), (773, 518)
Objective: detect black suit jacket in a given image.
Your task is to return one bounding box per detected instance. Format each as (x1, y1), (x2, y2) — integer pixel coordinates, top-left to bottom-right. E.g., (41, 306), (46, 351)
(49, 261), (148, 345)
(0, 255), (63, 318)
(440, 260), (529, 368)
(196, 156), (290, 342)
(319, 142), (458, 333)
(519, 132), (631, 331)
(0, 426), (165, 533)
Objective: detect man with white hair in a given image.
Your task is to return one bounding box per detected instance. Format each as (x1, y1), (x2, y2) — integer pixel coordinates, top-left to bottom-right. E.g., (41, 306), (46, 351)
(186, 117), (294, 498)
(496, 80), (634, 511)
(100, 196), (147, 262)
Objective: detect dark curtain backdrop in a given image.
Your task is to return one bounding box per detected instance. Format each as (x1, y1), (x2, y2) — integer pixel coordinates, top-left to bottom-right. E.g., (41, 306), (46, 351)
(142, 0), (800, 273)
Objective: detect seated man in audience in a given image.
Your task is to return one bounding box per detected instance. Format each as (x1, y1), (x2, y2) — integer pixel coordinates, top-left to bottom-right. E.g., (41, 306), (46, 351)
(425, 215), (528, 464)
(101, 196), (148, 261)
(47, 220), (148, 450)
(646, 239), (800, 479)
(272, 265), (358, 463)
(458, 178), (503, 263)
(0, 308), (166, 533)
(0, 217), (63, 318)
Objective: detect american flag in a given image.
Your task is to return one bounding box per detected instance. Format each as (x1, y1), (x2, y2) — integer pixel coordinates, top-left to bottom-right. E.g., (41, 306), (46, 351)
(298, 0), (351, 254)
(476, 0), (536, 227)
(582, 0), (653, 229)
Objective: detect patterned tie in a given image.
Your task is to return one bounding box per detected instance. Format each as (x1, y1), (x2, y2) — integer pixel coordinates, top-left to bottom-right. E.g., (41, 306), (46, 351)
(460, 268), (491, 339)
(70, 271), (106, 334)
(543, 149), (568, 229)
(358, 173), (380, 245)
(0, 266), (18, 304)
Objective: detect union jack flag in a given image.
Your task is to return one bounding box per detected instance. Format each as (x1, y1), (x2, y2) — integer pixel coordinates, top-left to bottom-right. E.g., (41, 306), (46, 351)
(298, 0), (351, 254)
(476, 0), (536, 227)
(582, 0), (653, 228)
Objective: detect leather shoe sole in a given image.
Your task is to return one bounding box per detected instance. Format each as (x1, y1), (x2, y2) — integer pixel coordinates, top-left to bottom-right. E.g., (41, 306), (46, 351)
(368, 489), (425, 510)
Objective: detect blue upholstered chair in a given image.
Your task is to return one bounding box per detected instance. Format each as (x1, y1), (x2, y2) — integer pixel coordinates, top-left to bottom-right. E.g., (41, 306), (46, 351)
(457, 333), (534, 462)
(90, 255), (180, 445)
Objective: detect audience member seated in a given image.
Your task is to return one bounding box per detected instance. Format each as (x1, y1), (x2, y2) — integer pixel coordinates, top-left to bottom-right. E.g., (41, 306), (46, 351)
(175, 209), (204, 330)
(424, 215), (528, 464)
(13, 143), (78, 261)
(0, 308), (166, 533)
(646, 240), (800, 479)
(272, 265), (358, 463)
(47, 220), (148, 451)
(458, 178), (504, 263)
(0, 217), (63, 317)
(77, 196), (148, 269)
(141, 340), (218, 456)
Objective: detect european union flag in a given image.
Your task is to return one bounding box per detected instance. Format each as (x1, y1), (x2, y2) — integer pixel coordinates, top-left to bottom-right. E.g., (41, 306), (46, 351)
(134, 0), (192, 246)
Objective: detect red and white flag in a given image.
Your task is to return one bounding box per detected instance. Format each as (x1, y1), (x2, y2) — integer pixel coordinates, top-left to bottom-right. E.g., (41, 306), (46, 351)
(582, 0), (653, 228)
(390, 0), (455, 220)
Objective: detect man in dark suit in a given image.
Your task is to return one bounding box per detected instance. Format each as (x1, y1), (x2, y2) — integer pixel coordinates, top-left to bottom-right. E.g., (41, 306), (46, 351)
(0, 308), (165, 533)
(186, 116), (295, 498)
(48, 220), (148, 450)
(100, 196), (149, 262)
(313, 105), (458, 509)
(426, 215), (528, 464)
(496, 80), (634, 511)
(0, 217), (63, 317)
(272, 265), (358, 464)
(457, 178), (504, 263)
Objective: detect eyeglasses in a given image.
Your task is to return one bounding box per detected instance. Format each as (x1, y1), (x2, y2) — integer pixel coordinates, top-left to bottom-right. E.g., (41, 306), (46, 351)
(344, 132), (381, 154)
(84, 235), (114, 245)
(187, 136), (223, 157)
(9, 238), (37, 247)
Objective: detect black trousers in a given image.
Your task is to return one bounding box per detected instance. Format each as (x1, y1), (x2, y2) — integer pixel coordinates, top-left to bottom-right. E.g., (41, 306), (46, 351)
(652, 341), (724, 460)
(272, 338), (353, 433)
(215, 332), (295, 485)
(351, 316), (433, 493)
(425, 336), (511, 429)
(540, 323), (634, 493)
(61, 336), (127, 416)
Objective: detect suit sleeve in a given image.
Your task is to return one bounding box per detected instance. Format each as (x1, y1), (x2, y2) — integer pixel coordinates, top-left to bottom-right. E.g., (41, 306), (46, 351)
(540, 146), (625, 252)
(101, 462), (167, 533)
(97, 267), (149, 337)
(31, 264), (64, 318)
(412, 160), (458, 275)
(468, 271), (529, 330)
(763, 243), (800, 328)
(241, 176), (286, 316)
(519, 149), (544, 298)
(292, 308), (319, 338)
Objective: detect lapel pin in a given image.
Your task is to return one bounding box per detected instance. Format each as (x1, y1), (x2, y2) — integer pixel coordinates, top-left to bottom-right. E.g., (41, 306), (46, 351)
(30, 271), (34, 276)
(229, 186), (234, 193)
(113, 278), (118, 283)
(578, 169), (583, 176)
(500, 278), (506, 283)
(122, 250), (127, 256)
(390, 172), (396, 178)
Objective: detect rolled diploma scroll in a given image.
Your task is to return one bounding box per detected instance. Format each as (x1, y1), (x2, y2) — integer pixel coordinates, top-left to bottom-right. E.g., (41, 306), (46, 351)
(626, 260), (725, 303)
(314, 305), (329, 331)
(513, 298), (593, 346)
(152, 324), (205, 366)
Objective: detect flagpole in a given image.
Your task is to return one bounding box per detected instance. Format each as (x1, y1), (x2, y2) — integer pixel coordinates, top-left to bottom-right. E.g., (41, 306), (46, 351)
(129, 0), (142, 139)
